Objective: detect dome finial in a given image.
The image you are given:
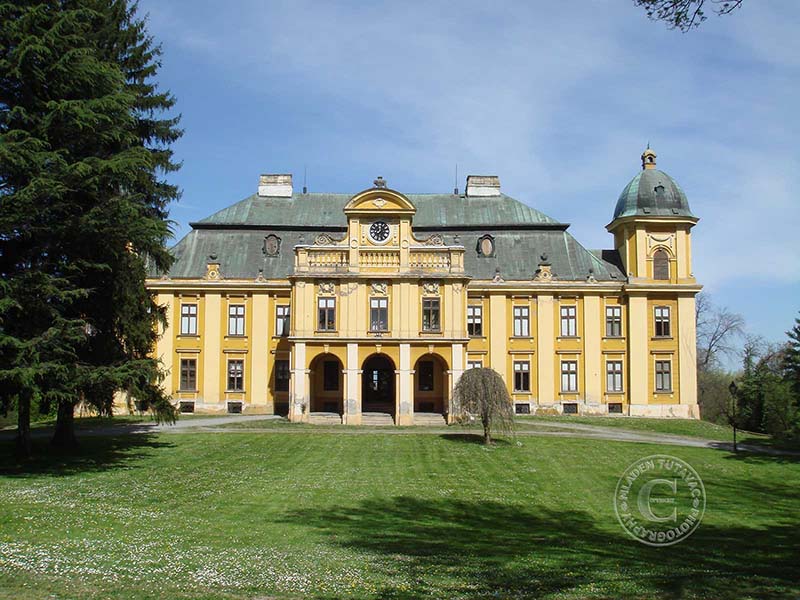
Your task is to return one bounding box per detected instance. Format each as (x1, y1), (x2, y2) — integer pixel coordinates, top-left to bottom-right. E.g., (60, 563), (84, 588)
(641, 146), (657, 170)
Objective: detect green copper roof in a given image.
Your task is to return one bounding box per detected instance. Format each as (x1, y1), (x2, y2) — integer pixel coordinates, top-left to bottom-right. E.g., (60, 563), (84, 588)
(157, 190), (625, 282)
(613, 168), (694, 220)
(196, 193), (560, 228)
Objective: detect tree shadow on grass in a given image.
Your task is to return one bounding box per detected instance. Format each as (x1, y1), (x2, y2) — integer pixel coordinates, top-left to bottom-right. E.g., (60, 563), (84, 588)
(285, 496), (800, 599)
(0, 433), (173, 478)
(439, 433), (512, 446)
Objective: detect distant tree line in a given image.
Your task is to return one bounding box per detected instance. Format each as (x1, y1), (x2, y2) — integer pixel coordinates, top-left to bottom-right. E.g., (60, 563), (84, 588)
(697, 294), (800, 442)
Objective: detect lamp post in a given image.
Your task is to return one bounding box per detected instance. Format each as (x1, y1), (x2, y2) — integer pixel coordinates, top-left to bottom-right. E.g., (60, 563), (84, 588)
(728, 381), (738, 453)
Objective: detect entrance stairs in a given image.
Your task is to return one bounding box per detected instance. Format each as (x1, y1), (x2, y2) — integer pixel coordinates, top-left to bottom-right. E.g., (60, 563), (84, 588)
(361, 412), (395, 426)
(413, 412), (447, 427)
(308, 412), (342, 425)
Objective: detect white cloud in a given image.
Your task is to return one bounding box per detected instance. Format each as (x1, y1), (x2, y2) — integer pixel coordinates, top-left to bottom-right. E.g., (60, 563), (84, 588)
(141, 0), (800, 293)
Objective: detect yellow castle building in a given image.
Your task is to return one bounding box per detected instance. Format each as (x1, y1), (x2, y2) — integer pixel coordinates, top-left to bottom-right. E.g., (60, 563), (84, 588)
(145, 148), (701, 425)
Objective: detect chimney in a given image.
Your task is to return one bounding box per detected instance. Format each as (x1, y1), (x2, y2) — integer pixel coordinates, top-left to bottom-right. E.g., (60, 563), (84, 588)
(258, 174), (293, 197)
(465, 175), (501, 197)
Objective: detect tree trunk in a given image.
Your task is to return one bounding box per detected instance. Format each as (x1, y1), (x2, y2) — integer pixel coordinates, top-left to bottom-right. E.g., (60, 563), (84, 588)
(483, 417), (492, 445)
(51, 400), (78, 449)
(15, 393), (31, 459)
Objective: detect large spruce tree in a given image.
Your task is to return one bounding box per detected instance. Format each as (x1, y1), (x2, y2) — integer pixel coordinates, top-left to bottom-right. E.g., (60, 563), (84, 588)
(0, 0), (180, 455)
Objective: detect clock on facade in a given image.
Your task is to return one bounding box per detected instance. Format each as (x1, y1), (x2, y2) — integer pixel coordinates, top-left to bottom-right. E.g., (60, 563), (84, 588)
(369, 221), (391, 244)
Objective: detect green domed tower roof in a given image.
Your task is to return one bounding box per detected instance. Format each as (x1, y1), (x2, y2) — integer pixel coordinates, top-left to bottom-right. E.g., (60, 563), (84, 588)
(612, 148), (695, 220)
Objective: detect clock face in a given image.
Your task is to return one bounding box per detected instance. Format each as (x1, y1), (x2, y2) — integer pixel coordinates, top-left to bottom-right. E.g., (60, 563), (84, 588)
(369, 221), (390, 243)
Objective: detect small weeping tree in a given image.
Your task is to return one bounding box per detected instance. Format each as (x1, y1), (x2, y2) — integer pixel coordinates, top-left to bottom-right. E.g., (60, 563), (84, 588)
(453, 368), (514, 445)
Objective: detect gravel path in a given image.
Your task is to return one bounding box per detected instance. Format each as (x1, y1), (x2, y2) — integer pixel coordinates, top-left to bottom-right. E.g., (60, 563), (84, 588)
(3, 414), (797, 456)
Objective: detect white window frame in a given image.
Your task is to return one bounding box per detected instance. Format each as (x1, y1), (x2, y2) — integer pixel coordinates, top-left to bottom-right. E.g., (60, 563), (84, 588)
(561, 360), (578, 393)
(370, 297), (389, 332)
(180, 303), (197, 335)
(605, 305), (622, 337)
(276, 304), (290, 337)
(606, 360), (623, 393)
(513, 306), (530, 337)
(560, 305), (577, 337)
(228, 304), (245, 336)
(513, 361), (530, 392)
(467, 305), (483, 337)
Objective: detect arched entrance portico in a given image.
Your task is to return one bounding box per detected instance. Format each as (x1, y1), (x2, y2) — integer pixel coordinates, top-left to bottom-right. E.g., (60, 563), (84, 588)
(362, 354), (396, 421)
(413, 354), (449, 417)
(309, 353), (344, 416)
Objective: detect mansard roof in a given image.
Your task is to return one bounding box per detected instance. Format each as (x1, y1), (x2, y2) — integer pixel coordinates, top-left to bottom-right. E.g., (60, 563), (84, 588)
(159, 191), (624, 283)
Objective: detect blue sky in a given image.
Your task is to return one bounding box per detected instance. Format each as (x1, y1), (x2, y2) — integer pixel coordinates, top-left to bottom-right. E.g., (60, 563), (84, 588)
(139, 0), (799, 349)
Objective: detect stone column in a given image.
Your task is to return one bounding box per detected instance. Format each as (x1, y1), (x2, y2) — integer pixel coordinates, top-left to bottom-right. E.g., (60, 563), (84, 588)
(397, 343), (412, 425)
(449, 343), (465, 422)
(344, 342), (362, 425)
(292, 342), (308, 422)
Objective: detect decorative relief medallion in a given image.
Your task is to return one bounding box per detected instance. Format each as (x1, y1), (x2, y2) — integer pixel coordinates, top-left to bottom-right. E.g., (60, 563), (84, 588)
(533, 265), (553, 282)
(205, 261), (222, 280)
(370, 281), (388, 296)
(263, 234), (281, 257)
(476, 234), (495, 257)
(647, 233), (675, 253)
(318, 281), (336, 295)
(314, 233), (334, 246)
(424, 234), (444, 246)
(372, 197), (387, 208)
(421, 281), (440, 295)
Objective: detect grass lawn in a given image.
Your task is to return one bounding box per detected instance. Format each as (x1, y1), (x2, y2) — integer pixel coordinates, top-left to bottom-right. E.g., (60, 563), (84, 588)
(518, 415), (754, 441)
(1, 432), (799, 599)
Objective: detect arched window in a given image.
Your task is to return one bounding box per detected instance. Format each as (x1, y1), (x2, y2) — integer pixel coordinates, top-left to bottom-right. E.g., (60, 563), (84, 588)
(653, 249), (669, 280)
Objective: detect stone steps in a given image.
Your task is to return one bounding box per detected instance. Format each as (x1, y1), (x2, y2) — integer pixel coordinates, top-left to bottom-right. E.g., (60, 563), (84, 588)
(308, 412), (342, 425)
(413, 412), (447, 427)
(361, 412), (395, 426)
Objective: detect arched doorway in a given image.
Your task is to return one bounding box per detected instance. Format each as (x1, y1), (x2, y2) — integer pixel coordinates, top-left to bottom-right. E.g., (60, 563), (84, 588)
(362, 354), (396, 418)
(413, 354), (449, 415)
(309, 354), (344, 415)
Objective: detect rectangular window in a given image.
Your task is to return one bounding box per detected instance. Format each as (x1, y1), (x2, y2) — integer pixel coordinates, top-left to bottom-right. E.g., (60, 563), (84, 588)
(227, 359), (244, 392)
(467, 360), (483, 369)
(418, 361), (434, 391)
(422, 298), (440, 332)
(560, 305), (577, 337)
(561, 360), (578, 392)
(179, 358), (196, 391)
(275, 360), (290, 392)
(605, 305), (622, 337)
(276, 305), (290, 337)
(563, 402), (578, 414)
(608, 402), (623, 414)
(228, 304), (245, 336)
(323, 360), (339, 391)
(513, 361), (530, 392)
(515, 403), (531, 415)
(606, 361), (623, 392)
(370, 297), (389, 332)
(656, 360), (672, 392)
(467, 305), (483, 336)
(318, 297), (336, 331)
(513, 306), (530, 337)
(180, 304), (197, 335)
(654, 306), (671, 337)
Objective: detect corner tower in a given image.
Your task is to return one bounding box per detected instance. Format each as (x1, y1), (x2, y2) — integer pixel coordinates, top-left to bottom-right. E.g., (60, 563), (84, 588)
(608, 148), (702, 418)
(607, 148), (698, 283)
